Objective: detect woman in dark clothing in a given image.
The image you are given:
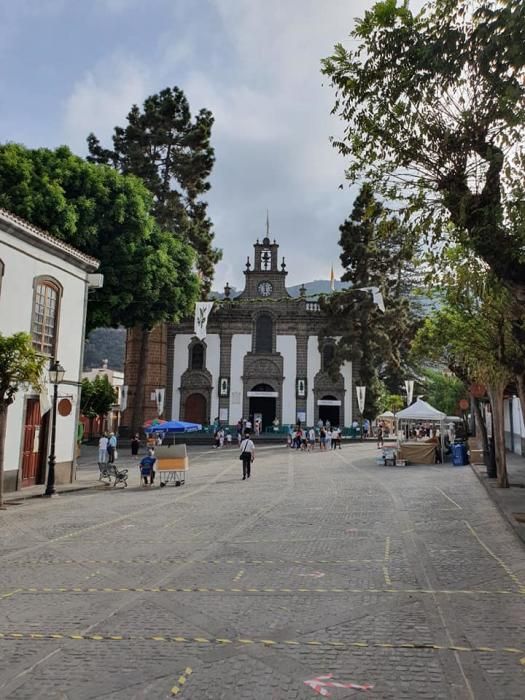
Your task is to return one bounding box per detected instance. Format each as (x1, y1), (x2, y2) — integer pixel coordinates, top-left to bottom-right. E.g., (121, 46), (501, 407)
(131, 434), (140, 458)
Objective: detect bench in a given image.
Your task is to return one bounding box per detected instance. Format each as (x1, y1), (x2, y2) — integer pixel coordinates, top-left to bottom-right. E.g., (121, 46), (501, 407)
(155, 445), (189, 487)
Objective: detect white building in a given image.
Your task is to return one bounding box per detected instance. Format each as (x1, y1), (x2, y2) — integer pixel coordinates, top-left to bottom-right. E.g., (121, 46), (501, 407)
(0, 209), (100, 492)
(82, 360), (124, 435)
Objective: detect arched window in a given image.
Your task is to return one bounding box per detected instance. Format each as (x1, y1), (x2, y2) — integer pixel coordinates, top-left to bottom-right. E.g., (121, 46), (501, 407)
(31, 278), (61, 356)
(322, 343), (335, 371)
(190, 342), (204, 370)
(255, 314), (273, 353)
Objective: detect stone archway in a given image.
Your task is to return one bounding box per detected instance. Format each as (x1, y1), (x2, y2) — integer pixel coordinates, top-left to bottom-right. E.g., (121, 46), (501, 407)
(248, 383), (277, 431)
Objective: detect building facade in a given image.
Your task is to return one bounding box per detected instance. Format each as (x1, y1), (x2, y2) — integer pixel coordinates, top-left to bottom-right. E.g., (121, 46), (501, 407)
(0, 209), (100, 492)
(123, 235), (357, 432)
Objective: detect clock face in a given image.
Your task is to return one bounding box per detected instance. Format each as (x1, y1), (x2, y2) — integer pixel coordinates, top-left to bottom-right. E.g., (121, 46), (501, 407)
(257, 281), (273, 297)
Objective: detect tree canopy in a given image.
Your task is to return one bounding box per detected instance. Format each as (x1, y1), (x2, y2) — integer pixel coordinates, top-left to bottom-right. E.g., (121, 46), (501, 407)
(0, 143), (199, 331)
(80, 375), (117, 420)
(319, 183), (420, 417)
(87, 86), (220, 294)
(322, 0), (525, 302)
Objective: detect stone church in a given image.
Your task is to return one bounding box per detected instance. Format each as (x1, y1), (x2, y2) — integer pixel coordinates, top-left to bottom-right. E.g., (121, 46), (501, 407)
(122, 234), (357, 433)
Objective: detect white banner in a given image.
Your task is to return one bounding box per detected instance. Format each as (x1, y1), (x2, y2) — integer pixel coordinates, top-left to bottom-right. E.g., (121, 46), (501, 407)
(359, 286), (385, 312)
(39, 388), (51, 416)
(155, 388), (165, 416)
(194, 301), (214, 340)
(404, 380), (414, 406)
(120, 385), (128, 413)
(356, 385), (366, 414)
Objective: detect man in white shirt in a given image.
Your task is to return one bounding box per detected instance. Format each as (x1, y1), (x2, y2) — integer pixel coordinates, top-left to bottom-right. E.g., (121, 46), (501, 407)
(239, 432), (255, 480)
(98, 434), (108, 465)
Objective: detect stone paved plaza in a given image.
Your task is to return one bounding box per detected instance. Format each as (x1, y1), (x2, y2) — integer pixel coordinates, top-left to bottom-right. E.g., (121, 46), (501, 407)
(0, 443), (524, 699)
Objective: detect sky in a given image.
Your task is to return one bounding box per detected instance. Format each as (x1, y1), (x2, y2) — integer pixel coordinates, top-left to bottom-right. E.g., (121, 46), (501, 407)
(0, 0), (422, 291)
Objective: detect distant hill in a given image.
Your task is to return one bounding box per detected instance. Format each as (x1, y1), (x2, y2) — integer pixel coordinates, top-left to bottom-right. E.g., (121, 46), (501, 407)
(83, 328), (126, 371)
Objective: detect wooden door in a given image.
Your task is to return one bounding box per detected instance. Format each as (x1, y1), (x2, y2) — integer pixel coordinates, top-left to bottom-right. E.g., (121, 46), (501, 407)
(21, 398), (45, 487)
(184, 393), (207, 424)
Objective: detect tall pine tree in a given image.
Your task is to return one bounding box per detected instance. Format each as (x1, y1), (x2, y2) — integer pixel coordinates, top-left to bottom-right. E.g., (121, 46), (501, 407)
(320, 184), (419, 417)
(87, 86), (220, 293)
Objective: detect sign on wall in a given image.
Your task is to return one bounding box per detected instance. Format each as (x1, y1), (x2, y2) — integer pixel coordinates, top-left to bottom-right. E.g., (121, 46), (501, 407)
(219, 377), (230, 397)
(296, 378), (307, 398)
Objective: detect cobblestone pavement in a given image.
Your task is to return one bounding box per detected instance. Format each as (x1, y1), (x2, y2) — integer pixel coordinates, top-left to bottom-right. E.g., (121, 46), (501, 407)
(0, 443), (524, 699)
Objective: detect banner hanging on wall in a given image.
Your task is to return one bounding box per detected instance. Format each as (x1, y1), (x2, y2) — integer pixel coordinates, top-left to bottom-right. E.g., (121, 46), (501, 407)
(356, 385), (366, 414)
(194, 301), (214, 340)
(404, 379), (414, 406)
(155, 388), (165, 417)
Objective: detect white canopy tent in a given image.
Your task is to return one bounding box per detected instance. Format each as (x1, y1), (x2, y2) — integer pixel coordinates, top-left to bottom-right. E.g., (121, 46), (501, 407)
(395, 399), (446, 463)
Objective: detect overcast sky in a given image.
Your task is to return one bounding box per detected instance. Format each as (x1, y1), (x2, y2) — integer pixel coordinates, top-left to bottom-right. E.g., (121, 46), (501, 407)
(0, 0), (422, 291)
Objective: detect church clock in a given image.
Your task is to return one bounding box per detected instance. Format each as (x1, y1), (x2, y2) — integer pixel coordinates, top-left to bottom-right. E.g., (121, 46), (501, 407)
(257, 281), (273, 297)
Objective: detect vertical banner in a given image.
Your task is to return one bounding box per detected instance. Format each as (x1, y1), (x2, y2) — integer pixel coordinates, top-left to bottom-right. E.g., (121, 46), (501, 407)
(155, 388), (165, 417)
(356, 385), (366, 414)
(120, 385), (128, 413)
(194, 301), (214, 340)
(404, 379), (414, 406)
(359, 286), (385, 312)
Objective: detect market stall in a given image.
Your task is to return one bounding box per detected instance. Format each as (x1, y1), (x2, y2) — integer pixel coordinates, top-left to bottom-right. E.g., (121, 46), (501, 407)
(395, 399), (446, 464)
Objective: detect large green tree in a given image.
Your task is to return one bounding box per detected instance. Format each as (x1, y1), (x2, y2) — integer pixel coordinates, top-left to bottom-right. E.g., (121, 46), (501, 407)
(319, 183), (419, 417)
(80, 375), (117, 436)
(322, 0), (525, 303)
(0, 333), (45, 507)
(87, 86), (220, 293)
(0, 143), (199, 331)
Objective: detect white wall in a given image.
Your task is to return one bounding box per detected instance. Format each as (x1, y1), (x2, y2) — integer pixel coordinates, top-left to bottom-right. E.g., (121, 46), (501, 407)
(0, 227), (92, 479)
(504, 396), (525, 456)
(341, 360), (353, 428)
(229, 334), (252, 422)
(307, 335), (321, 426)
(206, 334), (220, 422)
(171, 334), (193, 420)
(276, 335), (296, 424)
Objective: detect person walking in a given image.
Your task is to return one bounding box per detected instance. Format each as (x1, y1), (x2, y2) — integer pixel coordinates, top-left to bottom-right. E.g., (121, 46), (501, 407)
(239, 431), (255, 480)
(107, 432), (118, 463)
(98, 433), (108, 478)
(377, 424), (384, 449)
(131, 434), (140, 458)
(308, 427), (316, 451)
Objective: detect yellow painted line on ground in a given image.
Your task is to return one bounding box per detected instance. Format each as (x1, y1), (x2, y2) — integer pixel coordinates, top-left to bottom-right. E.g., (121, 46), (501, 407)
(0, 631), (522, 658)
(2, 586), (522, 597)
(464, 520), (524, 590)
(171, 667), (192, 696)
(383, 566), (392, 587)
(4, 557), (385, 567)
(436, 487), (462, 510)
(233, 569), (244, 582)
(0, 588), (21, 600)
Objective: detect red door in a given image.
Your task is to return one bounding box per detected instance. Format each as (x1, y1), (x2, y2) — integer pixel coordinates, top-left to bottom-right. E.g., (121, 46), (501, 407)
(21, 399), (46, 487)
(184, 393), (207, 424)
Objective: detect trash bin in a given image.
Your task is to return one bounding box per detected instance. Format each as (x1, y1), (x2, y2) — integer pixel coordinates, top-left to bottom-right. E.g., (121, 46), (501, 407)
(452, 442), (468, 466)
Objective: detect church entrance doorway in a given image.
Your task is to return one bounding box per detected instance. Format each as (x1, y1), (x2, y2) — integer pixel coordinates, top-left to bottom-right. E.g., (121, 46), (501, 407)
(248, 383), (277, 432)
(184, 393), (207, 424)
(318, 395), (341, 427)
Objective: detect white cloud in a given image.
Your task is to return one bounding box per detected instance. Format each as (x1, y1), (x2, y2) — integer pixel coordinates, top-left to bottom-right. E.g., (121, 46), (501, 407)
(62, 53), (149, 153)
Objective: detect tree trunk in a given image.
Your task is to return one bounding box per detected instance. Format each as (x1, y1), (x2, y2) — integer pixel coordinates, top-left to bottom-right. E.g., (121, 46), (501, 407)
(0, 403), (8, 508)
(487, 383), (509, 488)
(472, 397), (495, 473)
(131, 326), (150, 435)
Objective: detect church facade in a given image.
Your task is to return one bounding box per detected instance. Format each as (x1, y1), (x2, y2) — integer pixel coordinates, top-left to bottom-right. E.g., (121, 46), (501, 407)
(122, 235), (358, 433)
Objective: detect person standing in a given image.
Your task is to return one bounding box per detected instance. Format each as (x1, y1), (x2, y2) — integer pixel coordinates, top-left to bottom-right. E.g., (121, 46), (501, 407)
(131, 434), (140, 458)
(98, 433), (108, 481)
(326, 428), (332, 450)
(308, 427), (316, 451)
(107, 432), (118, 463)
(377, 424), (384, 449)
(239, 431), (255, 480)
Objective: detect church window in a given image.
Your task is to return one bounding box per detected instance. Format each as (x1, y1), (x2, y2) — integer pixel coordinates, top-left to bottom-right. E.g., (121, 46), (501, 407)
(255, 314), (273, 353)
(190, 342), (204, 370)
(322, 343), (335, 371)
(31, 277), (61, 356)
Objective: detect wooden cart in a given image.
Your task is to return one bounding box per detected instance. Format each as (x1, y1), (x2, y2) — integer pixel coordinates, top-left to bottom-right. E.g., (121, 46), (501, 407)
(155, 445), (189, 487)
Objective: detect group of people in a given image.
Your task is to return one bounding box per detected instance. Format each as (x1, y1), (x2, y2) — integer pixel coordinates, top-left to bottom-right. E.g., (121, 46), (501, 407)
(288, 424), (343, 451)
(212, 428), (233, 448)
(97, 432), (118, 464)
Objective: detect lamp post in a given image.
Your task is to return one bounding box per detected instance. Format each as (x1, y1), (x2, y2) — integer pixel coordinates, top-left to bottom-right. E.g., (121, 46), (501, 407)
(356, 386), (366, 441)
(45, 359), (65, 497)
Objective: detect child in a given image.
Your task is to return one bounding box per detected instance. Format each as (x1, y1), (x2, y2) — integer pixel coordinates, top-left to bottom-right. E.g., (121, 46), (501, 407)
(139, 452), (157, 486)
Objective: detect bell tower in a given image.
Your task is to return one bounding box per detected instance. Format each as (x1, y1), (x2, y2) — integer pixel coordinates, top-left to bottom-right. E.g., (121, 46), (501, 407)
(240, 213), (289, 299)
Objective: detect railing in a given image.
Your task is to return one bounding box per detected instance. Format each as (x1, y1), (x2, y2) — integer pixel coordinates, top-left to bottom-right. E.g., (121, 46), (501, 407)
(305, 302), (321, 312)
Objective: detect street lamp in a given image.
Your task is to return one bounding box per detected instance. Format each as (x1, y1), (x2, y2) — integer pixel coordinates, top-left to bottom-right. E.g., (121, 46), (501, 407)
(45, 359), (65, 497)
